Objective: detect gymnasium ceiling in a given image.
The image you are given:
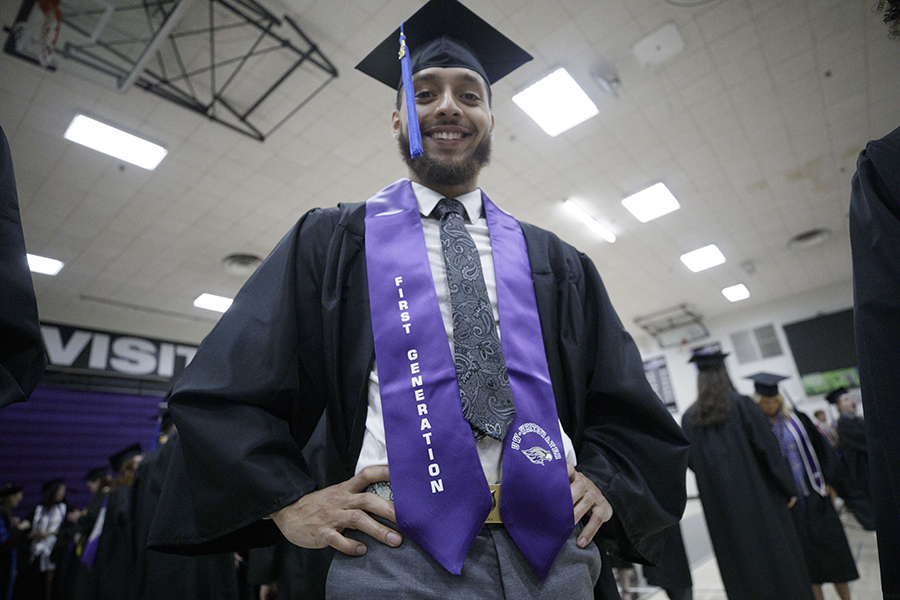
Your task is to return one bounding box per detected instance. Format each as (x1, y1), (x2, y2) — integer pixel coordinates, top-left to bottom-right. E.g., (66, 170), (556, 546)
(2, 0), (899, 345)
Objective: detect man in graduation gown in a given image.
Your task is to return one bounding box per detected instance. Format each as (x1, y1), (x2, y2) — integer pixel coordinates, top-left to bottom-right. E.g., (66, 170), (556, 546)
(86, 444), (143, 600)
(849, 123), (900, 600)
(0, 124), (46, 409)
(826, 388), (876, 531)
(149, 1), (689, 596)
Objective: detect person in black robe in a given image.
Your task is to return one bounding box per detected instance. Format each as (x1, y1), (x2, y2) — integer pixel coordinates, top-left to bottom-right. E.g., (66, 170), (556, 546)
(826, 388), (876, 531)
(681, 353), (813, 600)
(0, 124), (46, 409)
(750, 373), (858, 600)
(130, 428), (238, 600)
(86, 444), (143, 600)
(1, 485), (30, 600)
(149, 1), (689, 596)
(849, 121), (900, 600)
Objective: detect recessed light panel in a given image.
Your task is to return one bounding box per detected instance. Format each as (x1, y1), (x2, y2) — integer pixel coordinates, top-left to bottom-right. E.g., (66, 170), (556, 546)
(64, 114), (167, 170)
(722, 284), (750, 302)
(563, 200), (616, 243)
(27, 254), (64, 276)
(622, 183), (680, 223)
(513, 68), (599, 137)
(680, 244), (725, 272)
(194, 293), (233, 313)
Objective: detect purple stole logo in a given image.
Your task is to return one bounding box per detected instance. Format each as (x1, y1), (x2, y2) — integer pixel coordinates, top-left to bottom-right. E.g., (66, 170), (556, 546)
(365, 180), (573, 579)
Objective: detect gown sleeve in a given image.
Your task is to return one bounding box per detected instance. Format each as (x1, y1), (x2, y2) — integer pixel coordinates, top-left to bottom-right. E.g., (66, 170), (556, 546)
(149, 208), (339, 554)
(0, 125), (47, 408)
(569, 252), (690, 565)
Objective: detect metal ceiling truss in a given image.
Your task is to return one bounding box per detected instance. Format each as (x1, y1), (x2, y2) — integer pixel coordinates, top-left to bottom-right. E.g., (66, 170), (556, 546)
(4, 0), (339, 141)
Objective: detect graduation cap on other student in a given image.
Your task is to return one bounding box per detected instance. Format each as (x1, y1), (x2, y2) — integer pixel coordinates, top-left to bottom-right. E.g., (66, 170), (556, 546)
(688, 351), (729, 371)
(355, 0), (532, 159)
(745, 372), (789, 397)
(825, 387), (849, 405)
(41, 478), (65, 495)
(0, 484), (23, 498)
(108, 443), (143, 472)
(84, 467), (108, 482)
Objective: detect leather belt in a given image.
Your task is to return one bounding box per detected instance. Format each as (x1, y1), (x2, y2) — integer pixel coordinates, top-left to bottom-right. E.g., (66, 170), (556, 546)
(366, 481), (503, 525)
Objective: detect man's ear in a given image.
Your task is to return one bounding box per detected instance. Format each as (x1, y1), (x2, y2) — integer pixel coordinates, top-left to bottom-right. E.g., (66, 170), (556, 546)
(391, 108), (402, 141)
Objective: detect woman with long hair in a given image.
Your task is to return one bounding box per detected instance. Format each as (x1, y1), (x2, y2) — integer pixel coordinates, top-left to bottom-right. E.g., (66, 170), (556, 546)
(681, 352), (814, 600)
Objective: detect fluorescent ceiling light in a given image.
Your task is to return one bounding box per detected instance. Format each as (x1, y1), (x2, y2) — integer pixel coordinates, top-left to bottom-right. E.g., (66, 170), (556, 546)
(193, 293), (233, 313)
(722, 284), (750, 302)
(513, 68), (599, 137)
(680, 244), (725, 272)
(564, 200), (616, 243)
(27, 254), (64, 276)
(622, 183), (680, 223)
(64, 114), (167, 170)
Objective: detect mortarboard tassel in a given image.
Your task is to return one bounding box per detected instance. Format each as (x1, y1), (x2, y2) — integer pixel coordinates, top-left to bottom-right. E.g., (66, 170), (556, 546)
(399, 22), (423, 159)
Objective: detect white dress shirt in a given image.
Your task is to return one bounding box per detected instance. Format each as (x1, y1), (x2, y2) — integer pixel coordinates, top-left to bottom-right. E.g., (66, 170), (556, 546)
(354, 182), (575, 484)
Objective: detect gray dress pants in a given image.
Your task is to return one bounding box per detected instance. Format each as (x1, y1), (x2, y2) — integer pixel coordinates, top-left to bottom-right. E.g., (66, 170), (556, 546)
(325, 521), (601, 599)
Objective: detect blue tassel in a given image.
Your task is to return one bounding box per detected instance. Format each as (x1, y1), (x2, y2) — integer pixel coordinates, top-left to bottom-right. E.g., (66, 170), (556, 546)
(399, 22), (423, 159)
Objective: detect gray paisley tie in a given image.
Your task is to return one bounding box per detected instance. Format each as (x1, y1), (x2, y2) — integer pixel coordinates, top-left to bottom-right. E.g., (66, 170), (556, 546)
(433, 198), (515, 441)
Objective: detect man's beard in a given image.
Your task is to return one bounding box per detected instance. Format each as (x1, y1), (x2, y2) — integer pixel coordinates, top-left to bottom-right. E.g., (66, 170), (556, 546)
(398, 130), (491, 188)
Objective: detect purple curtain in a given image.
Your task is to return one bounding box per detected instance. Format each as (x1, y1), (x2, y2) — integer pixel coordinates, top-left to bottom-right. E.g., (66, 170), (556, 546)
(0, 385), (162, 518)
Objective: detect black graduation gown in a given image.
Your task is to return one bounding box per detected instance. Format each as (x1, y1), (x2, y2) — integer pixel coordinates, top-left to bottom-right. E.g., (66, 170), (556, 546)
(1, 512), (28, 600)
(850, 124), (900, 599)
(88, 486), (135, 600)
(789, 411), (858, 584)
(148, 196), (690, 587)
(0, 125), (46, 409)
(131, 431), (237, 600)
(682, 393), (813, 600)
(835, 414), (875, 530)
(641, 524), (691, 592)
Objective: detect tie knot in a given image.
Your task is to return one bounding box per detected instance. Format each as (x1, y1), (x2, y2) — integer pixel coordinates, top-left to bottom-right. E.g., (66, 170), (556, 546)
(433, 198), (466, 221)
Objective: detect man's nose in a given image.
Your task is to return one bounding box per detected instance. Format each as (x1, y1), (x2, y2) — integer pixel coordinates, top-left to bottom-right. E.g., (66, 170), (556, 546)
(435, 90), (461, 116)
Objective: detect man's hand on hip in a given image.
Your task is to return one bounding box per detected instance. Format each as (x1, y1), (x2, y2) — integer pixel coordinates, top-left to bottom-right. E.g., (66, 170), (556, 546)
(568, 463), (614, 548)
(270, 465), (401, 556)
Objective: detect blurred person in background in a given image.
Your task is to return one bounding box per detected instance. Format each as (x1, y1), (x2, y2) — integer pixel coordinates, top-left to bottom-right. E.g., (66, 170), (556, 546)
(826, 388), (876, 531)
(750, 373), (858, 600)
(1, 485), (30, 600)
(681, 352), (813, 600)
(22, 479), (67, 600)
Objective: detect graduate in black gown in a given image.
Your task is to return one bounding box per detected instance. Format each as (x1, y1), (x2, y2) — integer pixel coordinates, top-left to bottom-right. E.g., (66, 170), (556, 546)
(149, 2), (689, 597)
(826, 388), (876, 531)
(681, 353), (813, 600)
(850, 115), (900, 600)
(86, 444), (143, 600)
(1, 485), (29, 600)
(0, 124), (46, 409)
(749, 373), (858, 600)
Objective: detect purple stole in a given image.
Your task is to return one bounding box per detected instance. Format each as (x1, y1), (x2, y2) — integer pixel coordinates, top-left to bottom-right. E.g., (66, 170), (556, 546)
(365, 179), (573, 579)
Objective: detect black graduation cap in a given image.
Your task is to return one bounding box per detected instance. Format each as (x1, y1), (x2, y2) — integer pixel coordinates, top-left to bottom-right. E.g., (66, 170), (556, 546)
(355, 0), (532, 158)
(84, 467), (108, 482)
(0, 484), (23, 498)
(41, 478), (65, 495)
(108, 443), (143, 472)
(825, 387), (849, 405)
(745, 372), (789, 397)
(356, 0), (532, 90)
(688, 351), (729, 371)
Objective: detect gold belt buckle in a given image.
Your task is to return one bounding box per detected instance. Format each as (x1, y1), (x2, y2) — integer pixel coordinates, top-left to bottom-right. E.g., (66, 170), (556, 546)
(485, 484), (502, 524)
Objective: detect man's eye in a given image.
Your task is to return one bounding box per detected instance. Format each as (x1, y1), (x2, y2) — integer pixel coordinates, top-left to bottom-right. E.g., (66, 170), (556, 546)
(462, 93), (480, 101)
(415, 91), (434, 100)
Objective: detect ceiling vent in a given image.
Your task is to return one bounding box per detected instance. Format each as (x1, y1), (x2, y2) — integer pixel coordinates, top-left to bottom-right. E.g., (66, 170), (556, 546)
(222, 252), (262, 276)
(787, 228), (832, 250)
